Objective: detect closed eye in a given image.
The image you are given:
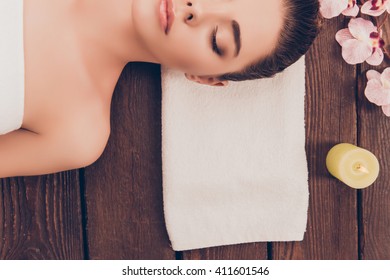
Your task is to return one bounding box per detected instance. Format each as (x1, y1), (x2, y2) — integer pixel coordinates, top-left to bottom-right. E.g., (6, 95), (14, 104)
(211, 26), (223, 56)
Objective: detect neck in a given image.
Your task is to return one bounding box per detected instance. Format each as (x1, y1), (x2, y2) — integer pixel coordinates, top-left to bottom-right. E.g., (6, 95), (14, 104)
(72, 0), (157, 97)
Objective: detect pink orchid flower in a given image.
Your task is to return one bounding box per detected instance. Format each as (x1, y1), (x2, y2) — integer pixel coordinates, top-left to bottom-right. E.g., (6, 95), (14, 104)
(365, 68), (390, 116)
(361, 0), (390, 17)
(335, 18), (385, 65)
(319, 0), (359, 19)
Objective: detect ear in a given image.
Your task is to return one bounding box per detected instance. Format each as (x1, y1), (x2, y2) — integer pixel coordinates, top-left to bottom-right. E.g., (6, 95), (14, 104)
(185, 73), (229, 87)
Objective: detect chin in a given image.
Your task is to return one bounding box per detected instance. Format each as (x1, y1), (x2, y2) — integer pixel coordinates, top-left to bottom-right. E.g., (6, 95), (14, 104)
(132, 0), (163, 50)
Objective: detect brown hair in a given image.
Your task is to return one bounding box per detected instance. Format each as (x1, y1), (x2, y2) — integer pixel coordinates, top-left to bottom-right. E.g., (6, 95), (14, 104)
(219, 0), (323, 81)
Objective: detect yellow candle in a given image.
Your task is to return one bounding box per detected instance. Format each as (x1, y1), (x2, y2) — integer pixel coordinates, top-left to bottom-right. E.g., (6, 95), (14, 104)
(326, 143), (379, 189)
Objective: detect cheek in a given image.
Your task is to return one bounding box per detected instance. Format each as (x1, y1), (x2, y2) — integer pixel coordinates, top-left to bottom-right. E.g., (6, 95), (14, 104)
(160, 27), (212, 71)
(175, 45), (205, 69)
(162, 35), (218, 74)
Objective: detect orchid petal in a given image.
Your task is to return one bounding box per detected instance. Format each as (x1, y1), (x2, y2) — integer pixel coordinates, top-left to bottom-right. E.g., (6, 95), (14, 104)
(341, 39), (372, 64)
(335, 28), (355, 46)
(382, 104), (390, 116)
(365, 79), (390, 106)
(361, 2), (373, 13)
(361, 1), (387, 16)
(348, 18), (377, 40)
(342, 4), (360, 17)
(381, 68), (390, 89)
(319, 0), (349, 19)
(366, 48), (384, 66)
(366, 69), (382, 81)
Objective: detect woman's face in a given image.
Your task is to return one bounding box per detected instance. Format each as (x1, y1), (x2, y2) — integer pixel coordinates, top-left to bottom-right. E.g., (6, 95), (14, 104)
(132, 0), (283, 80)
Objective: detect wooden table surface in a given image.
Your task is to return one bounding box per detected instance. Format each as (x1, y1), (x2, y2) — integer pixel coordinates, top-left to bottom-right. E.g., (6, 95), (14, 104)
(1, 17), (390, 260)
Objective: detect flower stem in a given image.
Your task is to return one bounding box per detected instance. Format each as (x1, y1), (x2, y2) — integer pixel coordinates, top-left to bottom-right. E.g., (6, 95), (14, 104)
(377, 13), (388, 31)
(376, 13), (389, 59)
(383, 47), (390, 59)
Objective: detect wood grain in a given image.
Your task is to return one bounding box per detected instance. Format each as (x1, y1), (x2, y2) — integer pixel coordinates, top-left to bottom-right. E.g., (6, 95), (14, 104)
(358, 21), (390, 260)
(83, 63), (175, 260)
(0, 173), (84, 259)
(273, 17), (359, 259)
(182, 244), (268, 260)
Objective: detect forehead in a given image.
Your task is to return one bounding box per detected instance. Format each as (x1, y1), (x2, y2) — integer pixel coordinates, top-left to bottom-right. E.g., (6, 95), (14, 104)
(230, 0), (284, 72)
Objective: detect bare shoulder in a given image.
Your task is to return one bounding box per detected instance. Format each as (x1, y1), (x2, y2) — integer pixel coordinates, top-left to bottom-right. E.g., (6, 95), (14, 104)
(0, 109), (110, 178)
(0, 97), (112, 178)
(37, 98), (111, 167)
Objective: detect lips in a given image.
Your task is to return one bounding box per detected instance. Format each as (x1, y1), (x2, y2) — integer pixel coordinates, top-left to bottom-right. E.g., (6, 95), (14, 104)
(159, 0), (175, 34)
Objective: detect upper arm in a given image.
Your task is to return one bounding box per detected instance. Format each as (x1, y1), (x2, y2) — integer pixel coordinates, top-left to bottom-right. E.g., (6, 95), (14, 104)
(0, 127), (109, 179)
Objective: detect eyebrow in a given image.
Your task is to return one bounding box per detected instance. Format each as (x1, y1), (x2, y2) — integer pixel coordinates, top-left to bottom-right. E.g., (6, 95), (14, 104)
(232, 20), (241, 57)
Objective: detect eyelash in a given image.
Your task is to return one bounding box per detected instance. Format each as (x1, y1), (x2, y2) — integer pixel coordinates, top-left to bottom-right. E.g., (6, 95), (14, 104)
(212, 26), (223, 56)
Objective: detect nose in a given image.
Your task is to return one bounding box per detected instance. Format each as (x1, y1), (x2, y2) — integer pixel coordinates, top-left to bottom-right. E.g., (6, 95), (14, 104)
(183, 0), (228, 26)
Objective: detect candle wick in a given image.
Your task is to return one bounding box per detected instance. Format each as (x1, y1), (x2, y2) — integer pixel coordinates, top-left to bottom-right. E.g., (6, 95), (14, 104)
(356, 164), (370, 174)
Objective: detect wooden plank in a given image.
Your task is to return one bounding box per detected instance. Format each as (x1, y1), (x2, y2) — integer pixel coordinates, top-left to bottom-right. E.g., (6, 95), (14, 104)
(0, 173), (84, 259)
(84, 63), (174, 259)
(358, 22), (390, 260)
(183, 244), (268, 260)
(273, 17), (358, 259)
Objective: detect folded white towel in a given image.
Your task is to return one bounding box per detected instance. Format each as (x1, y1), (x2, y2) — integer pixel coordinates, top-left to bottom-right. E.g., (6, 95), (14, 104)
(161, 57), (309, 251)
(0, 0), (25, 135)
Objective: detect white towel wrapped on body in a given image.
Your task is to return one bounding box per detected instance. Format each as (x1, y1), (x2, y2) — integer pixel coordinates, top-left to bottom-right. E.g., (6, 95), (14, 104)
(0, 0), (25, 135)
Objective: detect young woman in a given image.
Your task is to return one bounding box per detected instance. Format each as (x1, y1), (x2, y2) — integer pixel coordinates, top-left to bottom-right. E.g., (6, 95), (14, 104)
(0, 0), (321, 178)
